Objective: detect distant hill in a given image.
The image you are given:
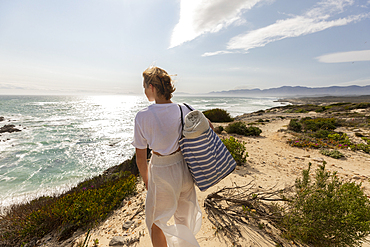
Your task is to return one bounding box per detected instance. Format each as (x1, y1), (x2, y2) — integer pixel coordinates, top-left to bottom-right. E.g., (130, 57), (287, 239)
(208, 85), (370, 97)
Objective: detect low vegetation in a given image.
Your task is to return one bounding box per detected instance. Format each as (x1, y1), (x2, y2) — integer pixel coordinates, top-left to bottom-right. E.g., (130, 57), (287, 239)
(287, 117), (370, 154)
(205, 162), (370, 247)
(222, 136), (248, 165)
(203, 108), (234, 122)
(207, 102), (370, 246)
(275, 102), (370, 114)
(0, 156), (139, 246)
(287, 118), (302, 132)
(283, 104), (322, 113)
(225, 121), (262, 136)
(281, 162), (370, 246)
(320, 149), (345, 159)
(288, 117), (337, 132)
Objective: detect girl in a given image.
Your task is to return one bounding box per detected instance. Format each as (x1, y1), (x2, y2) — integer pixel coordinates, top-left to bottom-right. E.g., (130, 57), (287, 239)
(132, 66), (203, 247)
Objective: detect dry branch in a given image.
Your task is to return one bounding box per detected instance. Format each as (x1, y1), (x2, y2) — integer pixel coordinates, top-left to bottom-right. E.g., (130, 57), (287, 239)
(204, 181), (291, 246)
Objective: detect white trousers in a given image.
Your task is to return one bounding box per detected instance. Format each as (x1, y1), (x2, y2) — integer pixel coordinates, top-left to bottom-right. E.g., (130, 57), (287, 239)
(146, 151), (202, 247)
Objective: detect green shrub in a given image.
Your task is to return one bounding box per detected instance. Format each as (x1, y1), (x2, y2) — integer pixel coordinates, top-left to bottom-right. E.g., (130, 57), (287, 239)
(225, 122), (262, 136)
(222, 136), (248, 165)
(301, 117), (337, 132)
(315, 106), (327, 113)
(203, 108), (234, 122)
(311, 129), (332, 138)
(225, 122), (246, 135)
(356, 143), (370, 153)
(244, 126), (262, 136)
(281, 163), (370, 246)
(329, 102), (351, 107)
(327, 133), (348, 141)
(288, 119), (302, 132)
(320, 149), (344, 159)
(362, 137), (370, 145)
(294, 108), (308, 113)
(349, 102), (370, 110)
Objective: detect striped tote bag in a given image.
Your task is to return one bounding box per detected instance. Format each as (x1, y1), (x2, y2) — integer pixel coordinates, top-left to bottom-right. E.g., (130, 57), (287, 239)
(179, 104), (236, 192)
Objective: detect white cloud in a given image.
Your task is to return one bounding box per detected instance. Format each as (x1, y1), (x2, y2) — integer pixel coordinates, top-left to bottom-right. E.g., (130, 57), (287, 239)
(169, 0), (266, 48)
(201, 50), (234, 57)
(227, 13), (368, 50)
(316, 50), (370, 63)
(204, 0), (370, 55)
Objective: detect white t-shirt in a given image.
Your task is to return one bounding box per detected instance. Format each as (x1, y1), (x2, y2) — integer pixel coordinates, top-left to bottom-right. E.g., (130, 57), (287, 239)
(131, 103), (193, 155)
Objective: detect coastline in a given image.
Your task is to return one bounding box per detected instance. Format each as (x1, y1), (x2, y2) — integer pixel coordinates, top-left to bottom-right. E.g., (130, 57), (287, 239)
(276, 95), (370, 105)
(0, 95), (282, 209)
(2, 95), (370, 246)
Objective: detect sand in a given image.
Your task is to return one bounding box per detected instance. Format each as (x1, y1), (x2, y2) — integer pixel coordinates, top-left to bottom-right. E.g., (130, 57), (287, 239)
(43, 109), (370, 247)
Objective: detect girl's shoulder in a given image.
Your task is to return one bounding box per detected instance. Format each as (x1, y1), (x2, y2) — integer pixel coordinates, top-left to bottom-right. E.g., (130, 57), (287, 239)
(135, 106), (151, 120)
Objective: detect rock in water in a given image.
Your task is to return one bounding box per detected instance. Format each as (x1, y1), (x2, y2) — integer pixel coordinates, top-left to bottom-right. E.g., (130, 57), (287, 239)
(0, 124), (22, 133)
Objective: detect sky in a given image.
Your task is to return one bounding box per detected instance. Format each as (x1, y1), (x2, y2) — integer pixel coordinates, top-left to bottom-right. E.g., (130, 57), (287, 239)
(0, 0), (369, 95)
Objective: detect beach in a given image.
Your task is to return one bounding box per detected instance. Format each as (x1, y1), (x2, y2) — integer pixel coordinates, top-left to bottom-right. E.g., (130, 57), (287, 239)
(39, 100), (370, 247)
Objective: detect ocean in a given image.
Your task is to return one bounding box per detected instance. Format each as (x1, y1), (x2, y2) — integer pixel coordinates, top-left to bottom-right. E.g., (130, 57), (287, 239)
(0, 95), (284, 210)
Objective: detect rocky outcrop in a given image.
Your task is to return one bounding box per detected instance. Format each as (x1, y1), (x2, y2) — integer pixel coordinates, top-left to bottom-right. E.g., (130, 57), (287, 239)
(0, 116), (4, 122)
(0, 124), (21, 133)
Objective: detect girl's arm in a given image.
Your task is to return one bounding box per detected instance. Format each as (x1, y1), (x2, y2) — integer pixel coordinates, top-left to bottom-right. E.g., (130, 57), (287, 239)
(136, 148), (148, 190)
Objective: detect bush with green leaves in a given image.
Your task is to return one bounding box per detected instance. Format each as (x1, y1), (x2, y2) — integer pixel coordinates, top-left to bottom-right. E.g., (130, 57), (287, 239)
(244, 126), (262, 136)
(281, 162), (370, 246)
(225, 122), (262, 136)
(356, 143), (370, 153)
(346, 102), (370, 110)
(320, 149), (345, 159)
(301, 117), (337, 132)
(288, 119), (302, 132)
(361, 137), (370, 144)
(203, 108), (234, 122)
(311, 129), (333, 138)
(222, 136), (248, 165)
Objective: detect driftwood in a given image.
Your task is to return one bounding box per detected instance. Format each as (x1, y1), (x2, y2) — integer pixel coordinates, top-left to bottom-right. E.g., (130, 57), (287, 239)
(204, 181), (293, 246)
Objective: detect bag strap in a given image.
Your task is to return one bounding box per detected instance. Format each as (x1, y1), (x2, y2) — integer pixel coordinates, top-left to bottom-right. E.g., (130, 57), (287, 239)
(179, 103), (193, 139)
(183, 103), (193, 111)
(179, 104), (184, 133)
